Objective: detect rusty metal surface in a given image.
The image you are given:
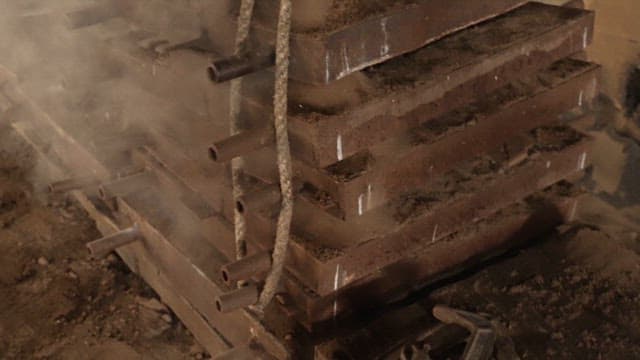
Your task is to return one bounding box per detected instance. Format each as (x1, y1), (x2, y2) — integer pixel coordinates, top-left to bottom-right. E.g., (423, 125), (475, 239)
(114, 190), (291, 359)
(242, 3), (594, 168)
(242, 60), (599, 225)
(86, 224), (141, 259)
(286, 193), (581, 329)
(221, 251), (272, 286)
(312, 192), (577, 356)
(251, 0), (526, 84)
(210, 130), (592, 327)
(209, 126), (274, 163)
(290, 62), (599, 220)
(275, 136), (593, 298)
(8, 1), (605, 356)
(208, 53), (275, 84)
(215, 283), (260, 313)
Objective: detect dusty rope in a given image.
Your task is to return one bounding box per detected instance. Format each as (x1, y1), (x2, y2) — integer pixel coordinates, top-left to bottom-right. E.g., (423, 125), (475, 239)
(254, 0), (294, 313)
(229, 0), (255, 266)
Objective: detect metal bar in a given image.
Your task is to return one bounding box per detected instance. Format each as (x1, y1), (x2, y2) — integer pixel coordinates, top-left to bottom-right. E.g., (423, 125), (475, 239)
(251, 4), (594, 168)
(208, 53), (275, 83)
(49, 166), (144, 194)
(209, 126), (274, 163)
(86, 224), (141, 259)
(294, 63), (600, 220)
(252, 0), (528, 83)
(221, 251), (272, 285)
(48, 176), (99, 193)
(236, 184), (280, 214)
(215, 284), (260, 313)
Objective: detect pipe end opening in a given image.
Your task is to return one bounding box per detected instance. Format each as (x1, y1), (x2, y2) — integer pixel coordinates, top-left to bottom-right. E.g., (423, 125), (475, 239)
(207, 64), (220, 83)
(236, 201), (245, 214)
(208, 146), (219, 162)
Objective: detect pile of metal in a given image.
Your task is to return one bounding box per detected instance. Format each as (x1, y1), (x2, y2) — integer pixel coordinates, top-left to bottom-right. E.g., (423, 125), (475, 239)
(1, 0), (598, 358)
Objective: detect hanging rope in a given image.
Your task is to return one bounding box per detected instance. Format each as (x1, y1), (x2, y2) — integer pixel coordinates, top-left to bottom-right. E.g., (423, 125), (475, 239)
(254, 0), (294, 313)
(229, 0), (255, 267)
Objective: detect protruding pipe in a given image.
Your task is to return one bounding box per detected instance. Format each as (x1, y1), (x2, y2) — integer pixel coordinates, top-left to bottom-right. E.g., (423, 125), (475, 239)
(215, 283), (259, 313)
(48, 166), (144, 194)
(208, 52), (275, 83)
(221, 252), (272, 285)
(87, 224), (141, 259)
(48, 177), (99, 193)
(236, 185), (281, 214)
(209, 126), (274, 163)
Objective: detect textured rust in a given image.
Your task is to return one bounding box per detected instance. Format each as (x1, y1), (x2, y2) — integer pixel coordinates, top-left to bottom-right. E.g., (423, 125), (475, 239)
(294, 62), (599, 220)
(14, 0), (605, 355)
(271, 135), (593, 297)
(209, 126), (274, 163)
(220, 252), (272, 286)
(208, 53), (275, 84)
(242, 3), (594, 168)
(86, 225), (141, 259)
(215, 284), (260, 313)
(251, 0), (527, 83)
(291, 189), (579, 327)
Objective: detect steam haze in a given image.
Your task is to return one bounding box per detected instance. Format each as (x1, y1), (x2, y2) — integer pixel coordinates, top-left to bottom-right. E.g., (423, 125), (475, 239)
(0, 0), (236, 192)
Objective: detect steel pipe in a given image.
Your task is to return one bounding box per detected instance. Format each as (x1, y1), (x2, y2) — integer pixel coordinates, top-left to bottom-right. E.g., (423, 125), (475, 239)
(86, 224), (141, 259)
(209, 126), (274, 163)
(221, 252), (272, 285)
(215, 283), (259, 313)
(48, 176), (99, 193)
(48, 166), (144, 194)
(208, 52), (275, 83)
(236, 184), (280, 214)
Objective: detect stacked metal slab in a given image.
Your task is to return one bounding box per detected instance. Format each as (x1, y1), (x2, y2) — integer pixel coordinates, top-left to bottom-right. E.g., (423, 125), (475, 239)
(1, 1), (598, 358)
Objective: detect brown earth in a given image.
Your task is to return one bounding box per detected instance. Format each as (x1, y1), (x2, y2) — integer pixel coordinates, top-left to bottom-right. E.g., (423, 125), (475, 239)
(0, 127), (204, 359)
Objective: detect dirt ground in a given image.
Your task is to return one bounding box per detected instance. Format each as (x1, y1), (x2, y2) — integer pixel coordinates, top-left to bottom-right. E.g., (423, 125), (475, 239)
(429, 221), (640, 359)
(0, 128), (204, 359)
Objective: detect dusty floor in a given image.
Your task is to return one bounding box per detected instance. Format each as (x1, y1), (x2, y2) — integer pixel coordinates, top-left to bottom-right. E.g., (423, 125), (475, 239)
(0, 127), (204, 359)
(429, 220), (640, 359)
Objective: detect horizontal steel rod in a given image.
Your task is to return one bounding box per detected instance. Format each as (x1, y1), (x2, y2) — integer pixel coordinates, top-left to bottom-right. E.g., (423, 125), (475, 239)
(208, 53), (275, 83)
(215, 283), (259, 313)
(209, 126), (274, 163)
(48, 176), (99, 193)
(86, 224), (141, 259)
(236, 184), (280, 215)
(221, 252), (272, 286)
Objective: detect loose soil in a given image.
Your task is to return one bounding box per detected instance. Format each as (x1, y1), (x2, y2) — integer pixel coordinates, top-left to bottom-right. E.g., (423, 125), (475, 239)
(0, 128), (204, 359)
(428, 223), (640, 359)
